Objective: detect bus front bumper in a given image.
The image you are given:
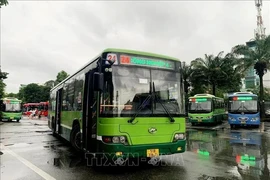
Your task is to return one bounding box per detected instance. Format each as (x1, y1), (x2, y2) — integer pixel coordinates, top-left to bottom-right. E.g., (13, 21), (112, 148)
(94, 140), (186, 159)
(228, 120), (260, 125)
(2, 116), (21, 120)
(189, 118), (213, 123)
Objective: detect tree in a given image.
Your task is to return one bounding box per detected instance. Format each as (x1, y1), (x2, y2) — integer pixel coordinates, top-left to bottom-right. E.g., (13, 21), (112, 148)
(217, 53), (243, 92)
(5, 92), (17, 98)
(232, 35), (270, 117)
(191, 52), (230, 96)
(182, 62), (193, 115)
(21, 83), (42, 103)
(0, 71), (8, 99)
(55, 70), (69, 85)
(17, 83), (50, 103)
(39, 85), (51, 102)
(190, 52), (243, 97)
(0, 0), (8, 7)
(249, 86), (270, 101)
(44, 80), (55, 88)
(0, 71), (8, 120)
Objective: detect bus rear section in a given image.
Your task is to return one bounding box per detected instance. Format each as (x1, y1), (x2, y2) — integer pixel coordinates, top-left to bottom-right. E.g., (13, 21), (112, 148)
(227, 93), (260, 128)
(188, 94), (225, 125)
(39, 102), (49, 117)
(1, 98), (22, 122)
(23, 103), (40, 116)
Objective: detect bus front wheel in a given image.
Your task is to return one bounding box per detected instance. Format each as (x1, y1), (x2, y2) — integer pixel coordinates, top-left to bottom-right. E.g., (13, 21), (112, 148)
(70, 125), (82, 152)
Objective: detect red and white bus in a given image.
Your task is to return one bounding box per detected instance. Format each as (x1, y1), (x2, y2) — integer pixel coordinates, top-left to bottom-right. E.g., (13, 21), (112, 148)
(23, 102), (49, 117)
(39, 101), (49, 117)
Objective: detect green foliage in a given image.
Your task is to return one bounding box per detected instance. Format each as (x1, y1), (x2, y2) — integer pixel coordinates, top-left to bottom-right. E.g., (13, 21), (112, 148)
(0, 0), (9, 7)
(0, 71), (8, 99)
(232, 36), (270, 100)
(0, 71), (8, 120)
(44, 80), (55, 88)
(4, 92), (17, 98)
(248, 86), (270, 101)
(18, 83), (50, 103)
(55, 70), (69, 85)
(189, 52), (242, 96)
(14, 70), (69, 103)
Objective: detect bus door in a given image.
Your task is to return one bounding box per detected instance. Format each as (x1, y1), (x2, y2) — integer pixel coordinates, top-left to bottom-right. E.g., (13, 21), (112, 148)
(82, 70), (98, 152)
(55, 88), (63, 134)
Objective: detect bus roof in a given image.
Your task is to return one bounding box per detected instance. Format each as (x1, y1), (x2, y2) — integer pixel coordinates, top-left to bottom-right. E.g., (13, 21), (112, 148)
(102, 48), (180, 62)
(51, 48), (180, 91)
(189, 94), (223, 99)
(2, 97), (21, 101)
(228, 93), (258, 97)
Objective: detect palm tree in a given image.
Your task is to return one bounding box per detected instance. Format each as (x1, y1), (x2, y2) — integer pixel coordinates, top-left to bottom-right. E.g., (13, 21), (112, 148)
(232, 35), (270, 118)
(191, 52), (229, 96)
(0, 0), (9, 7)
(181, 62), (193, 115)
(218, 53), (245, 92)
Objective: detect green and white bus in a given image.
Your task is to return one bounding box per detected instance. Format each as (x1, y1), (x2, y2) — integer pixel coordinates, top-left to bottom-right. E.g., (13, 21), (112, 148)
(188, 94), (226, 125)
(48, 48), (186, 164)
(1, 97), (22, 122)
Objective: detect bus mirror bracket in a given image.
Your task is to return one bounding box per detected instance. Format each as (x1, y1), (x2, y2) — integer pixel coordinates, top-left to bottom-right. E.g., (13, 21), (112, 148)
(93, 72), (104, 91)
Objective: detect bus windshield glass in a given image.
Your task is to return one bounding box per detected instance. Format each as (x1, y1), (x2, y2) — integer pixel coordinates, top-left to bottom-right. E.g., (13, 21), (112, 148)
(100, 64), (184, 117)
(3, 101), (21, 112)
(188, 98), (212, 113)
(228, 100), (258, 113)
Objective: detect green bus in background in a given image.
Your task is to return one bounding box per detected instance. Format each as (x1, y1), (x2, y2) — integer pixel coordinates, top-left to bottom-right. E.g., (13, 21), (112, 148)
(188, 94), (226, 125)
(48, 48), (186, 165)
(1, 97), (22, 122)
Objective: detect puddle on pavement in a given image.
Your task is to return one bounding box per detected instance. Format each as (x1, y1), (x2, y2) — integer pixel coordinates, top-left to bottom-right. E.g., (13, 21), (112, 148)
(53, 156), (84, 168)
(34, 123), (47, 126)
(35, 130), (52, 133)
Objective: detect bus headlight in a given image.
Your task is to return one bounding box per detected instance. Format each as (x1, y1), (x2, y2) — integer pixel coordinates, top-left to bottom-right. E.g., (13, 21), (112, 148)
(174, 133), (185, 141)
(112, 137), (120, 143)
(251, 117), (259, 121)
(119, 136), (126, 143)
(229, 117), (236, 121)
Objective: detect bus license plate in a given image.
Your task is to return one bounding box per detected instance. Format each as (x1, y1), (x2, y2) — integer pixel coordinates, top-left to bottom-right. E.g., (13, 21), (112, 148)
(147, 149), (159, 157)
(10, 117), (14, 120)
(241, 121), (246, 124)
(198, 119), (202, 122)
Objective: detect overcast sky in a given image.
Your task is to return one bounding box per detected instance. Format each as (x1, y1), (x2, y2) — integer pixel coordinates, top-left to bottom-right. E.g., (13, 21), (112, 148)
(1, 1), (270, 93)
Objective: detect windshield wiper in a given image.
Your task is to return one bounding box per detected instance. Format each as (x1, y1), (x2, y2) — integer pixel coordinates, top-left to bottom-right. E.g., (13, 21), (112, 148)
(152, 82), (175, 123)
(128, 83), (152, 124)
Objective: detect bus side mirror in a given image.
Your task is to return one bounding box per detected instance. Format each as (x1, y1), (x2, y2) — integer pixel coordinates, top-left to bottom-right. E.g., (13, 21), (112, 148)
(93, 72), (104, 91)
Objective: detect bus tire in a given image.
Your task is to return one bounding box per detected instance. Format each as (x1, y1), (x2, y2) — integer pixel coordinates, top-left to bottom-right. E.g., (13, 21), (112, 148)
(17, 119), (20, 122)
(70, 125), (82, 152)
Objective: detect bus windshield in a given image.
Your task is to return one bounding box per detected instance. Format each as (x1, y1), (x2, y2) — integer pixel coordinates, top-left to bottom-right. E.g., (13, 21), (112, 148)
(100, 65), (184, 117)
(3, 102), (21, 112)
(228, 100), (258, 113)
(188, 100), (212, 113)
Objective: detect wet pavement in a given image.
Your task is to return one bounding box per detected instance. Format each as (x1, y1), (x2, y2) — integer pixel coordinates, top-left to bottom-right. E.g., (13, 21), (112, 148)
(1, 117), (270, 180)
